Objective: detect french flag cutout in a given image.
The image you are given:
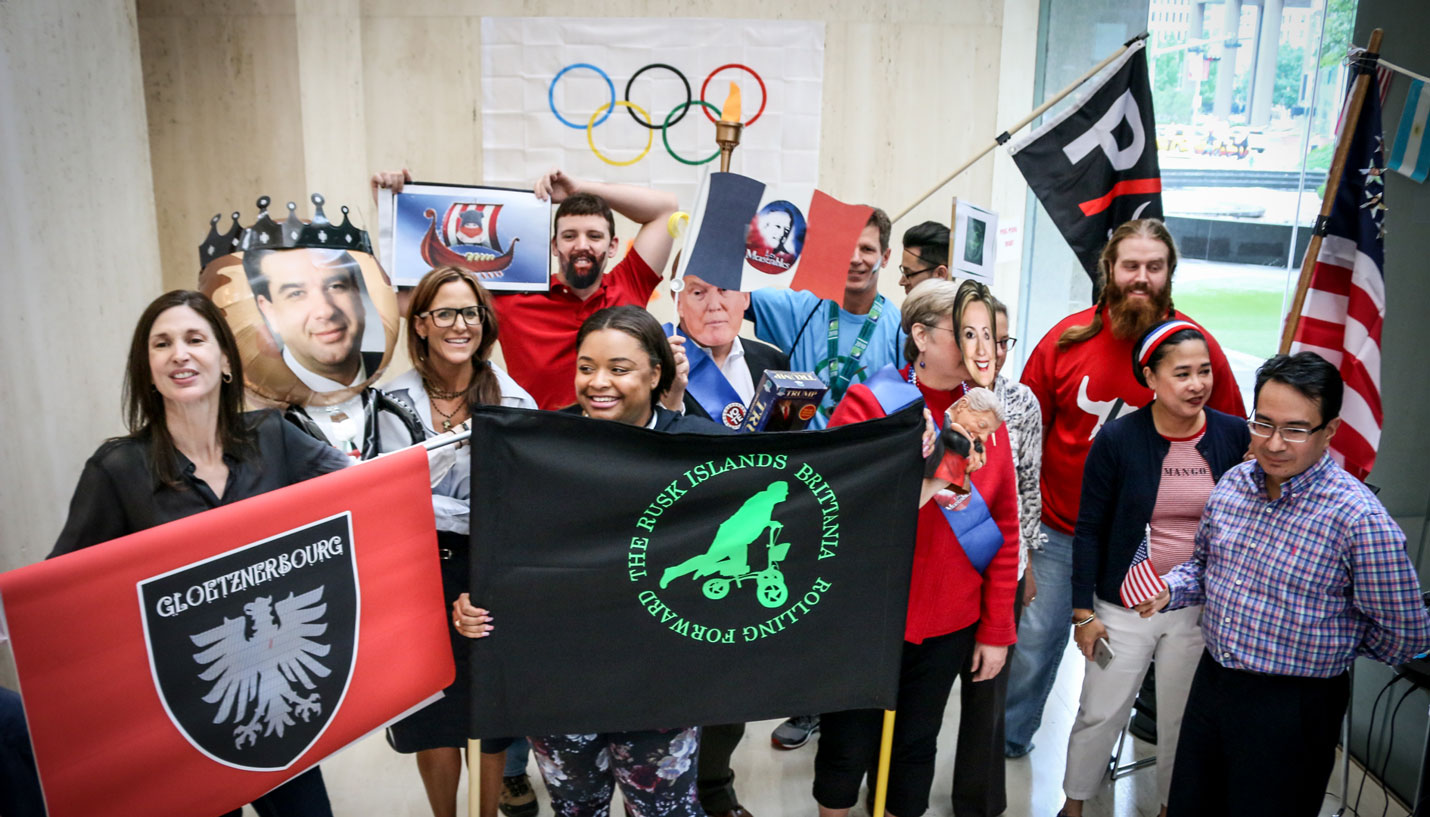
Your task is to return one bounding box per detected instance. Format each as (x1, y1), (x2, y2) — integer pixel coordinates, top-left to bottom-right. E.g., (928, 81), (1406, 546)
(679, 170), (871, 303)
(1119, 524), (1166, 607)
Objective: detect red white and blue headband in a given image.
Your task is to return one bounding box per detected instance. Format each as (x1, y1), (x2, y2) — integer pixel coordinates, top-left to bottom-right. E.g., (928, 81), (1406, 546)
(1137, 320), (1199, 368)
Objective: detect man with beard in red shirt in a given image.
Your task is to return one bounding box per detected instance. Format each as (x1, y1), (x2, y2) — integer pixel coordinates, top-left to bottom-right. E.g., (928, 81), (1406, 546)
(1002, 219), (1246, 759)
(372, 168), (679, 410)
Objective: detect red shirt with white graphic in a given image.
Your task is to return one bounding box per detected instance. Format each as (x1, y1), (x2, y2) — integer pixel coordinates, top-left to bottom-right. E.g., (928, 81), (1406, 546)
(1021, 307), (1244, 535)
(492, 250), (659, 410)
(1149, 429), (1214, 573)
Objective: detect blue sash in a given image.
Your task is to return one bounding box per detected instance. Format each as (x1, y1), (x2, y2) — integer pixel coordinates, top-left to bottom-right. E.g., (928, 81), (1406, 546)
(863, 364), (922, 415)
(664, 323), (747, 428)
(938, 483), (1002, 574)
(865, 364), (1003, 574)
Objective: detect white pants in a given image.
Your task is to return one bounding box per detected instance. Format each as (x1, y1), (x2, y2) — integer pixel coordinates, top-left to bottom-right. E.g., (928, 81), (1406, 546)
(1062, 598), (1204, 805)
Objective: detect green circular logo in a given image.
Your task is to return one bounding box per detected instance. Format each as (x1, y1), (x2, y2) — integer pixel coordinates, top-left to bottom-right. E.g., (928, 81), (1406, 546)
(627, 454), (841, 645)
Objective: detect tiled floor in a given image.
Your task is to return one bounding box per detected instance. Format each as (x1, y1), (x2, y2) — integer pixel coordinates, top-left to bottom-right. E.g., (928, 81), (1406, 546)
(291, 640), (1411, 816)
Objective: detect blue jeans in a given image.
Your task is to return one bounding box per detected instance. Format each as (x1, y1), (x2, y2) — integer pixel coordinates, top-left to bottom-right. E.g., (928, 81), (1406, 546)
(504, 736), (532, 777)
(1003, 524), (1074, 756)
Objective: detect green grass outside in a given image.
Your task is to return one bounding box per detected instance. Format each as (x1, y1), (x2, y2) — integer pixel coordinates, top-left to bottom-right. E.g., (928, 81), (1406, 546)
(1174, 287), (1285, 360)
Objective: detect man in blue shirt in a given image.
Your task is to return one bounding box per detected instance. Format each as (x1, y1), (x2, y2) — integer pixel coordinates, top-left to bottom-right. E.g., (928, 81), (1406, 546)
(1141, 352), (1430, 815)
(748, 208), (907, 433)
(747, 207), (905, 751)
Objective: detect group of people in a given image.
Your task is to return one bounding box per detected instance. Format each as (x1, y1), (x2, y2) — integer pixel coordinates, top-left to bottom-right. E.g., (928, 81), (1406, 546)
(11, 165), (1430, 817)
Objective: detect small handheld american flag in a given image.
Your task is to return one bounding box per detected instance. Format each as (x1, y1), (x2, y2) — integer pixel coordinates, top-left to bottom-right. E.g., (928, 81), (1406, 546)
(1120, 525), (1166, 607)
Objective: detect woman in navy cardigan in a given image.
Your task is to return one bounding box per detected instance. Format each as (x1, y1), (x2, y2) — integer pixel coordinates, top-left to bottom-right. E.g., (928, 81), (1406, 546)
(1057, 321), (1249, 817)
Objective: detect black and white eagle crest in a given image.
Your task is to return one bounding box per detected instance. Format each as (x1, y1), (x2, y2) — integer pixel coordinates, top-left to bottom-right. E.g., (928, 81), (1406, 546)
(190, 587), (333, 749)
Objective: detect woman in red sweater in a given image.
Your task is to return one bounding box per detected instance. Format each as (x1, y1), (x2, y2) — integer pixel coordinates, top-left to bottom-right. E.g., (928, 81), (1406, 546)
(812, 280), (1021, 817)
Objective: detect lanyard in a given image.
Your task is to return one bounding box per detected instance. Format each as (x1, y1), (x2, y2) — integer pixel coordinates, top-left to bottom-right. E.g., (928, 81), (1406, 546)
(822, 294), (885, 413)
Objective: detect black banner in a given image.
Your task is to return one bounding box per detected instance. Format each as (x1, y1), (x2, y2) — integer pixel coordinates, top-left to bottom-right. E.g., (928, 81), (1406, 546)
(1010, 40), (1163, 287)
(467, 405), (924, 737)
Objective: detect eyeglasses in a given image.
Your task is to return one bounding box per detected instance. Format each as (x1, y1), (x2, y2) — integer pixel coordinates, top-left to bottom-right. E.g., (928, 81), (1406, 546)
(899, 265), (940, 279)
(1246, 419), (1327, 443)
(420, 306), (487, 328)
(996, 337), (1017, 352)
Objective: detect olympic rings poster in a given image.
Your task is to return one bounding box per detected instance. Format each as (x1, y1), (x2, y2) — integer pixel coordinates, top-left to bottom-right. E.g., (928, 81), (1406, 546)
(376, 182), (552, 291)
(480, 17), (824, 209)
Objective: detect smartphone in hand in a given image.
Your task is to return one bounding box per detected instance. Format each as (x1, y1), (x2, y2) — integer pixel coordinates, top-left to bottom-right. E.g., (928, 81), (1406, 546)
(1093, 636), (1116, 670)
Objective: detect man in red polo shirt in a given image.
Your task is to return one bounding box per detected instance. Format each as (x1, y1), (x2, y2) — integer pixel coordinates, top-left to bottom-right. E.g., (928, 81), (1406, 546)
(373, 168), (679, 409)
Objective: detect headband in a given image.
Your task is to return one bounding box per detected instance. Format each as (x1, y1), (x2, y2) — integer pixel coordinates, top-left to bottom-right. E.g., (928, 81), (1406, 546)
(1136, 320), (1198, 368)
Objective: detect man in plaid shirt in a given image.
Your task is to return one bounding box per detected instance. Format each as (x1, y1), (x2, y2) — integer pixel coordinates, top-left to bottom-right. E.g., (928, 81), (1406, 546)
(1141, 352), (1430, 815)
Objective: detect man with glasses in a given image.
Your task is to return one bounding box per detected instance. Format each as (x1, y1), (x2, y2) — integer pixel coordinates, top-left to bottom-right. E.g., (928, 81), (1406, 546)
(1139, 352), (1430, 814)
(898, 221), (952, 294)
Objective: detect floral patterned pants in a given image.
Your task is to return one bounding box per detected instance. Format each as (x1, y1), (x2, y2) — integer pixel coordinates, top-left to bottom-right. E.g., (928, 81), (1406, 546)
(530, 728), (703, 817)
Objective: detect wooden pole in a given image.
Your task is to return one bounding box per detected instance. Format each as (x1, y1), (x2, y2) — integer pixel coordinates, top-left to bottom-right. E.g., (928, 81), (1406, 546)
(468, 738), (481, 816)
(1279, 28), (1383, 354)
(871, 710), (896, 817)
(891, 34), (1148, 225)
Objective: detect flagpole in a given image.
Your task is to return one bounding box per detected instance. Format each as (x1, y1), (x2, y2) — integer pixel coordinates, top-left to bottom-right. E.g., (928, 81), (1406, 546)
(890, 33), (1149, 225)
(871, 709), (896, 817)
(469, 738), (482, 816)
(1279, 28), (1384, 354)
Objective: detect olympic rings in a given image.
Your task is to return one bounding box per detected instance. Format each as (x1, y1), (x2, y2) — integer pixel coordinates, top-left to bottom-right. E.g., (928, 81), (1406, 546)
(587, 101), (655, 167)
(662, 100), (722, 166)
(624, 63), (691, 130)
(549, 63), (616, 129)
(699, 64), (767, 125)
(549, 62), (768, 164)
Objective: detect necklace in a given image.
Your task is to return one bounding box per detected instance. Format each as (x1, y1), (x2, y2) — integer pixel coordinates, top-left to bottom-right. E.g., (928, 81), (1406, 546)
(429, 395), (465, 432)
(424, 379), (465, 401)
(907, 363), (971, 395)
(425, 378), (468, 431)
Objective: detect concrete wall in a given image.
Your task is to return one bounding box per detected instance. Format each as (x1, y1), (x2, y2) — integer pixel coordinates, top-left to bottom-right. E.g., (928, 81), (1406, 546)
(0, 0), (163, 686)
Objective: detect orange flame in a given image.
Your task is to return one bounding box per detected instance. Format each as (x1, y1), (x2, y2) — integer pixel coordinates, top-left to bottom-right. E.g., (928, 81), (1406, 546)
(719, 82), (742, 123)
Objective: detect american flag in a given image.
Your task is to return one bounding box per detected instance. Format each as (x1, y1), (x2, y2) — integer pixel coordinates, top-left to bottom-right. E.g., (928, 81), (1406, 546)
(1335, 48), (1393, 137)
(1119, 526), (1166, 608)
(1290, 59), (1387, 481)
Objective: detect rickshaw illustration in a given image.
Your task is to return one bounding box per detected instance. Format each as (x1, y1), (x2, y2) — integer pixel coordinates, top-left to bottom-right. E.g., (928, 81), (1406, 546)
(659, 481), (792, 609)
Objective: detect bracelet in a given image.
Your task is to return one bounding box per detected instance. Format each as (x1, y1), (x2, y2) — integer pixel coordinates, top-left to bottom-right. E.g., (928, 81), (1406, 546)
(1073, 613), (1096, 627)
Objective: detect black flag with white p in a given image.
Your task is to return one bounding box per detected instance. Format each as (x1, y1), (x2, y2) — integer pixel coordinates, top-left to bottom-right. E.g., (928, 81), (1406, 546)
(1009, 37), (1163, 289)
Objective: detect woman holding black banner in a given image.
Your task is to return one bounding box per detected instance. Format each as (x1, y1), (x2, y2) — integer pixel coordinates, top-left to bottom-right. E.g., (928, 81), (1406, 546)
(812, 279), (1020, 817)
(378, 266), (537, 817)
(454, 305), (722, 817)
(50, 290), (351, 817)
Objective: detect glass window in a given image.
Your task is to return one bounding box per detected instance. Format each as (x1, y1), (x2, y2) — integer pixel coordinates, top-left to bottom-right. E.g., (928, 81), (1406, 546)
(1148, 0), (1358, 407)
(1016, 0), (1357, 410)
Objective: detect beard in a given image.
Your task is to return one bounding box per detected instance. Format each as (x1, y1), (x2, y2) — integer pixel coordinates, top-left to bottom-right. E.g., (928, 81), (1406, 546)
(1106, 278), (1172, 340)
(561, 250), (606, 291)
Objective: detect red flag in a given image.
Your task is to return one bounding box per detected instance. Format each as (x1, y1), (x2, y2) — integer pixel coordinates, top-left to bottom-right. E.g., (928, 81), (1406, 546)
(0, 447), (452, 817)
(791, 191), (874, 304)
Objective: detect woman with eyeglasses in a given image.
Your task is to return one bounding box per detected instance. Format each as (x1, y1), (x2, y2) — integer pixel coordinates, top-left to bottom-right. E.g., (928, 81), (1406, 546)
(812, 279), (1020, 817)
(379, 265), (536, 817)
(1056, 320), (1249, 817)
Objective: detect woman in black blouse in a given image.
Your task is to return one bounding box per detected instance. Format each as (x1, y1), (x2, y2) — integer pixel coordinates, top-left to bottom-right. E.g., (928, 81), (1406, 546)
(51, 290), (350, 817)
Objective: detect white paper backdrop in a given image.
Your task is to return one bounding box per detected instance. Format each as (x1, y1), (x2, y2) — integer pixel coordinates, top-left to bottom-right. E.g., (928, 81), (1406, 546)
(480, 17), (825, 212)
